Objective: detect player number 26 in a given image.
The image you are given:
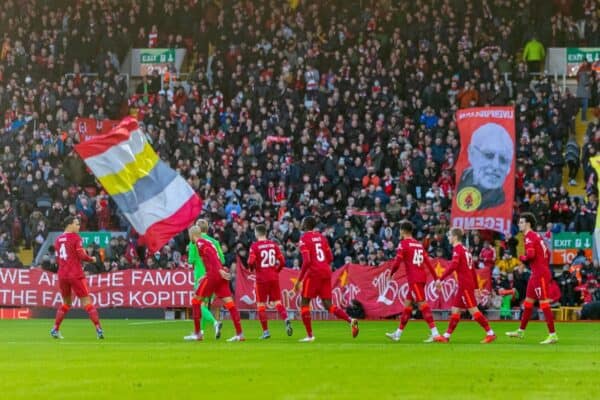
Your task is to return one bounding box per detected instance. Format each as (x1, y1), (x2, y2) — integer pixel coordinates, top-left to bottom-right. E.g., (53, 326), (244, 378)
(260, 249), (276, 267)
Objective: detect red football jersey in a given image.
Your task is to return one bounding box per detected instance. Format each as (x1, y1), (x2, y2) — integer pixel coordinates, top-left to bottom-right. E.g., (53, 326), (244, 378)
(54, 232), (94, 280)
(247, 240), (286, 283)
(298, 231), (333, 281)
(522, 231), (551, 279)
(441, 243), (479, 289)
(393, 237), (437, 283)
(196, 237), (224, 279)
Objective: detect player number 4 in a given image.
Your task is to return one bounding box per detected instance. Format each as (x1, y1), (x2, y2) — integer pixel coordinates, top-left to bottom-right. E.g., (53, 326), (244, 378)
(58, 243), (68, 260)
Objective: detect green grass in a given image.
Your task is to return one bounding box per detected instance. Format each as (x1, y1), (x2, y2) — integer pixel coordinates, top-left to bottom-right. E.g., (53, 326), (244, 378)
(0, 319), (598, 400)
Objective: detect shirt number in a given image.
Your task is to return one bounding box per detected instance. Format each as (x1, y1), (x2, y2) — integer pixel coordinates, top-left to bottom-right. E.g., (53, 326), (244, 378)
(412, 249), (424, 266)
(260, 249), (276, 268)
(59, 243), (68, 260)
(315, 242), (325, 262)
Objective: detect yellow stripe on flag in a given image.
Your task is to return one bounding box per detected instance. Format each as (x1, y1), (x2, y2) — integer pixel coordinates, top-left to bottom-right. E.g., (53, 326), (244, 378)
(98, 143), (159, 195)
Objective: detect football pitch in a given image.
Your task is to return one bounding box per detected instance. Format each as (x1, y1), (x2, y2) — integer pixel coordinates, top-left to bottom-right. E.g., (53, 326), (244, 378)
(1, 319), (598, 400)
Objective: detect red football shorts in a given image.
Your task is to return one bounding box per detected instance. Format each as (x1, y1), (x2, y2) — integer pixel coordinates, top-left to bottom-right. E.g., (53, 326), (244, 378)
(452, 285), (478, 309)
(301, 276), (331, 300)
(256, 280), (282, 303)
(59, 277), (89, 299)
(195, 276), (232, 299)
(526, 274), (550, 300)
(407, 281), (426, 303)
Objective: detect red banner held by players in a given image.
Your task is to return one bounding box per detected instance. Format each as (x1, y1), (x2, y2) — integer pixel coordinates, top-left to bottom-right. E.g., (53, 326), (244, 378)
(75, 117), (120, 142)
(235, 259), (493, 318)
(451, 107), (515, 234)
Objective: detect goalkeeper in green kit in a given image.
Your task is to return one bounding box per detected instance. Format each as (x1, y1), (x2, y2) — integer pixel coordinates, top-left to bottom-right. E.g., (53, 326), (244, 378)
(184, 219), (224, 340)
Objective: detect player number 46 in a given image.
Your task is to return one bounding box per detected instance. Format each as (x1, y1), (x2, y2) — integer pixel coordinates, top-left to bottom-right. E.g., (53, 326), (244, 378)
(412, 249), (424, 266)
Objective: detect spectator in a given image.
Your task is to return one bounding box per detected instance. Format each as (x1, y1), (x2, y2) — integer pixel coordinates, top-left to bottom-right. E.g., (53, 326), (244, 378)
(576, 61), (592, 122)
(512, 264), (531, 305)
(479, 241), (496, 270)
(496, 251), (520, 274)
(557, 265), (578, 306)
(3, 251), (24, 269)
(565, 135), (581, 186)
(522, 34), (546, 73)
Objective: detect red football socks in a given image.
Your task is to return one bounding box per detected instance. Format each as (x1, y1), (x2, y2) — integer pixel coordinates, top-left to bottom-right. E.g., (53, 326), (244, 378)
(419, 303), (436, 329)
(225, 301), (242, 335)
(301, 306), (313, 337)
(257, 305), (268, 331)
(520, 301), (534, 330)
(328, 304), (351, 323)
(399, 306), (413, 330)
(540, 302), (555, 334)
(275, 303), (288, 320)
(473, 311), (491, 332)
(192, 299), (201, 334)
(53, 304), (70, 330)
(447, 313), (461, 334)
(84, 304), (101, 329)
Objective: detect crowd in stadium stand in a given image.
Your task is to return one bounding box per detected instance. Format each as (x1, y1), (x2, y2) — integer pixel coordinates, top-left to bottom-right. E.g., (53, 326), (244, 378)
(0, 0), (599, 306)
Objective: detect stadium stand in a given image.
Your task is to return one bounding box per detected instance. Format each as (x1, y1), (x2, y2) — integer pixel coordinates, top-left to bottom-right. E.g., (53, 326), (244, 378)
(0, 0), (598, 308)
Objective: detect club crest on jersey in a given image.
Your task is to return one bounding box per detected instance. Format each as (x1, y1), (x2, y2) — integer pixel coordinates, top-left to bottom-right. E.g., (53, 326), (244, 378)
(456, 187), (482, 212)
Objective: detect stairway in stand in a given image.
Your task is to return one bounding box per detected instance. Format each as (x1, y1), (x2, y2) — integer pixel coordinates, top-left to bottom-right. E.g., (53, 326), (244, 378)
(563, 110), (595, 197)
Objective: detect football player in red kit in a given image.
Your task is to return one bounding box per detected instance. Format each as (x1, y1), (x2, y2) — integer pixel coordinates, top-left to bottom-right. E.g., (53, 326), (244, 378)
(189, 225), (245, 342)
(385, 221), (446, 343)
(437, 228), (496, 343)
(247, 224), (293, 339)
(50, 216), (103, 339)
(506, 213), (558, 344)
(292, 216), (359, 342)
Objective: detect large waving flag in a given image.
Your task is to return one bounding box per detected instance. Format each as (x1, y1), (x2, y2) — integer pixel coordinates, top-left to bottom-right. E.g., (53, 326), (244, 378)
(74, 117), (202, 252)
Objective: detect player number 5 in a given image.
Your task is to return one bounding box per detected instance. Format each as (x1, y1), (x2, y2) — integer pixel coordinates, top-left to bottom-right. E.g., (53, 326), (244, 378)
(315, 242), (325, 262)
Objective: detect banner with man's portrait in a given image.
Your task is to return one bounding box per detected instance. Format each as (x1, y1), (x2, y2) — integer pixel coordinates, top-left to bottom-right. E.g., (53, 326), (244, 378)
(451, 107), (515, 234)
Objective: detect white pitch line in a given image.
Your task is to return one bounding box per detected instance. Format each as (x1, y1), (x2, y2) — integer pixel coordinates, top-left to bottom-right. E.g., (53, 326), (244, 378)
(5, 341), (190, 345)
(127, 320), (189, 326)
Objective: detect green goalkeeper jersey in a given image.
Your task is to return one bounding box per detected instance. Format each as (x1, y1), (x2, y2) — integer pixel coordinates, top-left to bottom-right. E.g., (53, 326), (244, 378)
(188, 233), (225, 283)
